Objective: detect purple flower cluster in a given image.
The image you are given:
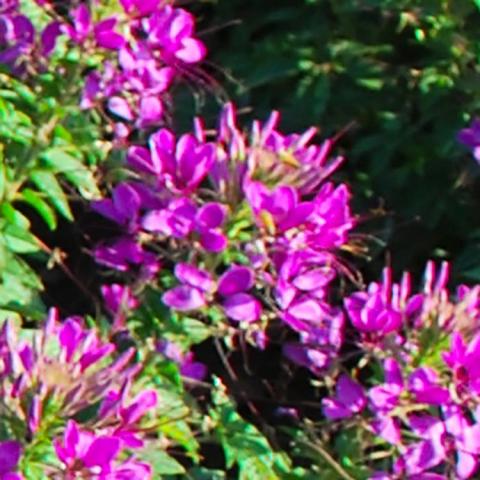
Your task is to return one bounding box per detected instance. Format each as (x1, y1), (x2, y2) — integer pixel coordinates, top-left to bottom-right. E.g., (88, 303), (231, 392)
(93, 102), (354, 369)
(321, 261), (480, 478)
(0, 0), (61, 75)
(0, 309), (159, 477)
(77, 0), (206, 137)
(0, 0), (206, 137)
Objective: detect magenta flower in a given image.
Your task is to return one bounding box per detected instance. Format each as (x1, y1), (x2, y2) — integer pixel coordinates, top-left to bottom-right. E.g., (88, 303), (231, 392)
(322, 374), (367, 419)
(101, 284), (139, 330)
(54, 420), (152, 478)
(216, 103), (344, 195)
(0, 440), (22, 477)
(369, 358), (450, 413)
(442, 331), (480, 397)
(245, 182), (314, 234)
(120, 0), (161, 17)
(94, 237), (159, 278)
(40, 21), (62, 56)
(401, 407), (480, 479)
(0, 13), (60, 74)
(281, 296), (329, 332)
(143, 6), (206, 64)
(0, 0), (18, 14)
(92, 183), (142, 232)
(283, 343), (330, 374)
(163, 263), (215, 311)
(148, 129), (215, 194)
(458, 118), (480, 163)
(345, 268), (407, 338)
(218, 265), (262, 322)
(157, 340), (207, 381)
(195, 202), (228, 252)
(59, 317), (115, 372)
(120, 389), (158, 426)
(64, 4), (125, 50)
(282, 304), (344, 374)
(307, 182), (354, 249)
(142, 199), (227, 252)
(274, 251), (336, 313)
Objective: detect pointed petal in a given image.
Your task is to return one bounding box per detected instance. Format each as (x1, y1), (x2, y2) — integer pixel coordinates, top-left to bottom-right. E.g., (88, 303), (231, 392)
(222, 293), (261, 323)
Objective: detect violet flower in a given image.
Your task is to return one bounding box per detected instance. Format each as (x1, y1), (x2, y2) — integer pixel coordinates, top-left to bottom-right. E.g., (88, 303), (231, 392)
(442, 331), (480, 397)
(217, 265), (262, 323)
(142, 199), (228, 252)
(142, 6), (206, 64)
(322, 374), (367, 420)
(345, 268), (411, 339)
(283, 343), (330, 374)
(64, 4), (125, 50)
(369, 358), (450, 413)
(92, 182), (142, 232)
(120, 0), (162, 18)
(458, 118), (480, 163)
(401, 407), (480, 479)
(284, 304), (344, 374)
(195, 202), (228, 252)
(54, 420), (152, 478)
(163, 263), (215, 311)
(245, 182), (314, 235)
(94, 237), (159, 278)
(156, 340), (207, 381)
(0, 440), (22, 479)
(148, 129), (215, 194)
(101, 284), (139, 330)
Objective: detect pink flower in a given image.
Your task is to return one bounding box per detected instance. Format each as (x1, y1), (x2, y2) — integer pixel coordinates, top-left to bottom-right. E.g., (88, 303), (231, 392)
(322, 374), (366, 419)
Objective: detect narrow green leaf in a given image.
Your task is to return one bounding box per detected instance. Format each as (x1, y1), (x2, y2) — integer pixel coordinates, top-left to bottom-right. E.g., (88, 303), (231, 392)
(41, 148), (100, 199)
(0, 254), (44, 321)
(187, 467), (226, 479)
(21, 188), (57, 230)
(1, 203), (30, 229)
(210, 377), (286, 477)
(4, 253), (43, 290)
(239, 456), (280, 480)
(29, 170), (73, 221)
(141, 448), (186, 475)
(3, 223), (40, 254)
(0, 146), (5, 202)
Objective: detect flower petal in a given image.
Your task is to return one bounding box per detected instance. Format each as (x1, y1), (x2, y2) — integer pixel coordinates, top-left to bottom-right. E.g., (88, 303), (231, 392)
(222, 293), (261, 323)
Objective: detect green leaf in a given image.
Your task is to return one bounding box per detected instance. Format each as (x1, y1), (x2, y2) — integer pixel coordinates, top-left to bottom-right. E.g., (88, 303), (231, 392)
(1, 203), (30, 229)
(21, 188), (56, 230)
(40, 148), (100, 199)
(0, 147), (5, 202)
(356, 78), (384, 90)
(239, 456), (281, 480)
(4, 253), (43, 290)
(187, 467), (226, 479)
(3, 223), (40, 253)
(210, 377), (288, 478)
(141, 448), (186, 475)
(29, 170), (73, 220)
(0, 253), (44, 321)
